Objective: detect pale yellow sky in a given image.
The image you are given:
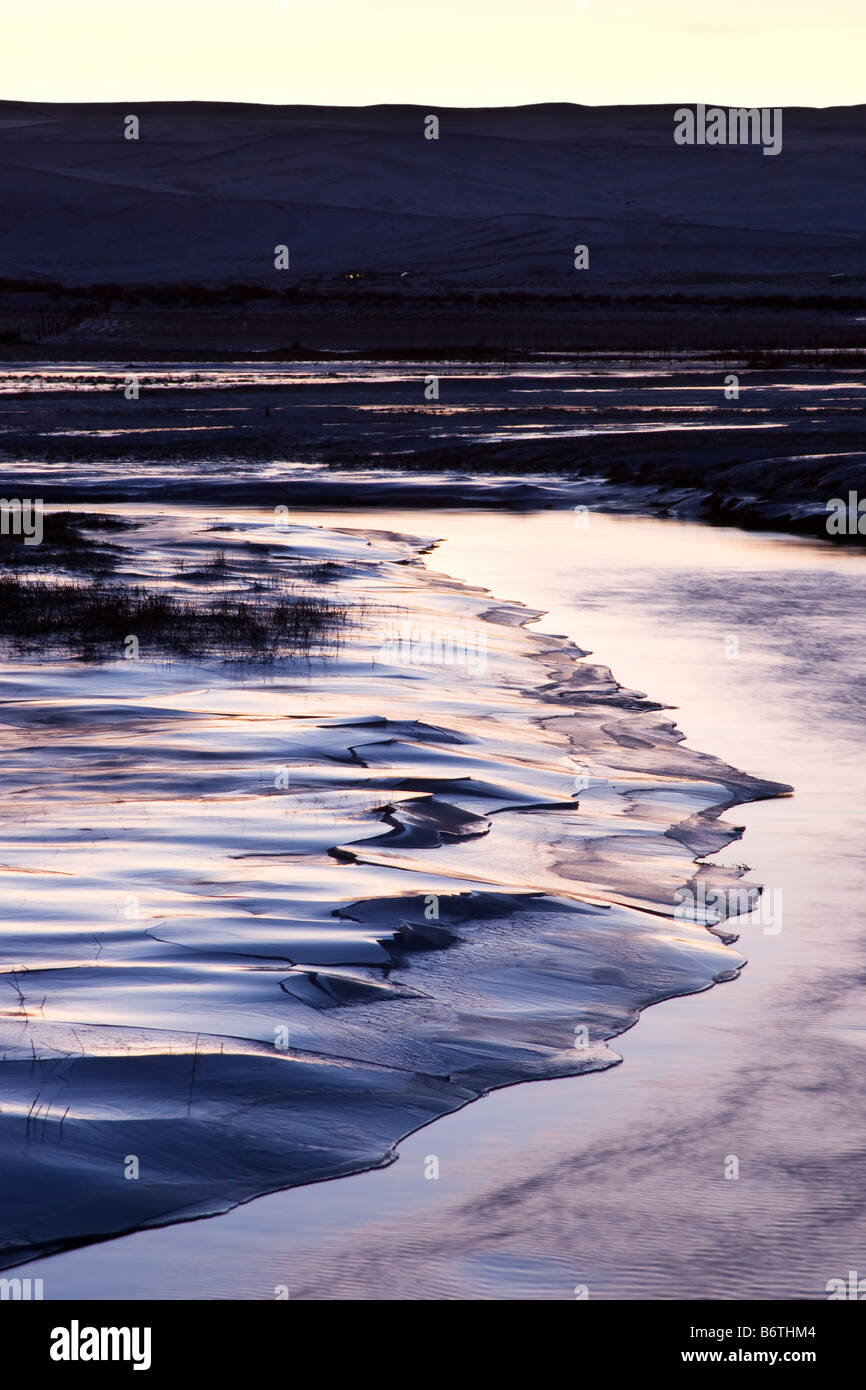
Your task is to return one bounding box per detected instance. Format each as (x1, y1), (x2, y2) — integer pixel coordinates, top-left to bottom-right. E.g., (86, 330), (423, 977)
(2, 0), (864, 107)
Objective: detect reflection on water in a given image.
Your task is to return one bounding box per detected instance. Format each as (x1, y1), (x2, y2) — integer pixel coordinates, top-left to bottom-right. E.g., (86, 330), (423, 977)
(12, 511), (866, 1297)
(1, 505), (784, 1272)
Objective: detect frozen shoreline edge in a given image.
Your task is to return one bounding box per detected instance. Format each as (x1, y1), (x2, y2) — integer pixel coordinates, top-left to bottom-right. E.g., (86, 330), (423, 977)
(0, 516), (791, 1273)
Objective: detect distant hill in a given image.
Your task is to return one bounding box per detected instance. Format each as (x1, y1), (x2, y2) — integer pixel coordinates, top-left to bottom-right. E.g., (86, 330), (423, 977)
(1, 101), (865, 289)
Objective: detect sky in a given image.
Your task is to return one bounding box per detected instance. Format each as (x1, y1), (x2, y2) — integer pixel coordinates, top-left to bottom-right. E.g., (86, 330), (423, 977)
(1, 0), (864, 108)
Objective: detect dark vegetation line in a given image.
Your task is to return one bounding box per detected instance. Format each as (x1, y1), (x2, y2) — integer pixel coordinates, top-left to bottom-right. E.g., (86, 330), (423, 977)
(0, 512), (348, 660)
(0, 574), (346, 660)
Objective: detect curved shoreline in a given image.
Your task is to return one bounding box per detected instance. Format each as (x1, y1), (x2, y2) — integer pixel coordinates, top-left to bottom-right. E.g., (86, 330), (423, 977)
(0, 510), (790, 1270)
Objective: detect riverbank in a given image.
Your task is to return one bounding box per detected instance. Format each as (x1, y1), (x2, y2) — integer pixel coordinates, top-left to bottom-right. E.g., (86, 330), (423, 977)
(0, 501), (786, 1272)
(10, 508), (864, 1298)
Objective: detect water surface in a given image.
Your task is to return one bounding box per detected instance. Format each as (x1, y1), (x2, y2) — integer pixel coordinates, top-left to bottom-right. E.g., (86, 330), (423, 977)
(13, 509), (864, 1297)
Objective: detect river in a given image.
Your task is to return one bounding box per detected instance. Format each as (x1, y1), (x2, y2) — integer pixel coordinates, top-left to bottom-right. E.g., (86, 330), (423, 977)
(12, 506), (865, 1299)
